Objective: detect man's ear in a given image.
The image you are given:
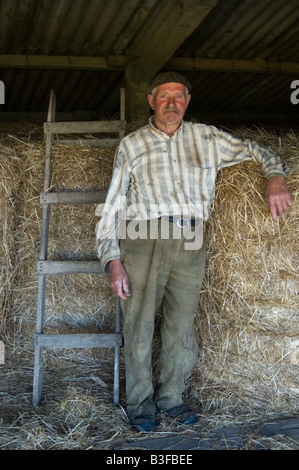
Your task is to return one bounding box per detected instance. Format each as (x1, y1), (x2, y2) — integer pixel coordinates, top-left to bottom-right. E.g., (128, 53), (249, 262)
(148, 94), (155, 110)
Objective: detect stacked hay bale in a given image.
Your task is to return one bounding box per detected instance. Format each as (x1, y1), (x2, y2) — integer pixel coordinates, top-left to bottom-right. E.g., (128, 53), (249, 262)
(9, 134), (116, 336)
(194, 128), (299, 415)
(0, 137), (21, 338)
(45, 143), (116, 332)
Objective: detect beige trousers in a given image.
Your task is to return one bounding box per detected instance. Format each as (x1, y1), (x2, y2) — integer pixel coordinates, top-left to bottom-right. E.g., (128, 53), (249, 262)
(120, 221), (206, 420)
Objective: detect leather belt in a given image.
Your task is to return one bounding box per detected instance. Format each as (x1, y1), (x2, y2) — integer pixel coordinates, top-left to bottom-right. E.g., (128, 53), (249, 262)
(167, 216), (196, 228)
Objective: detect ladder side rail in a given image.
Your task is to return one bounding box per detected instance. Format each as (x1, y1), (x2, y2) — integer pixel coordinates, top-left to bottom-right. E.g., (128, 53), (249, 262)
(33, 344), (43, 407)
(40, 90), (56, 260)
(47, 90), (56, 124)
(44, 90), (56, 190)
(119, 88), (126, 141)
(120, 88), (125, 122)
(34, 90), (56, 406)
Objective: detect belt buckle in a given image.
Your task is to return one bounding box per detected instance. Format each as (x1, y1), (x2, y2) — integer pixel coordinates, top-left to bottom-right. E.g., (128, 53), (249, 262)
(177, 217), (190, 228)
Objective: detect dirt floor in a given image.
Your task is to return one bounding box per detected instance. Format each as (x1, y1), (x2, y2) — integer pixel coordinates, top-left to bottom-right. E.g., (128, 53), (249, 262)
(1, 341), (298, 451)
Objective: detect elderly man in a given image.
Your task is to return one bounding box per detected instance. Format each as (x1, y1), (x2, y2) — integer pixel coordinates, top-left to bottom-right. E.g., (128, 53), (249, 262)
(96, 72), (292, 432)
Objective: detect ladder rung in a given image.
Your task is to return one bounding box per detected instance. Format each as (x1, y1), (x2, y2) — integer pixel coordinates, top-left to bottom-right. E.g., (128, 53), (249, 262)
(53, 138), (121, 148)
(44, 120), (126, 134)
(35, 333), (122, 349)
(40, 191), (107, 204)
(37, 260), (103, 275)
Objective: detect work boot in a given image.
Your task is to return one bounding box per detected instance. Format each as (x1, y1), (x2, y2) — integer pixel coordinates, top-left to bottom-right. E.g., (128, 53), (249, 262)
(164, 404), (198, 424)
(129, 413), (158, 432)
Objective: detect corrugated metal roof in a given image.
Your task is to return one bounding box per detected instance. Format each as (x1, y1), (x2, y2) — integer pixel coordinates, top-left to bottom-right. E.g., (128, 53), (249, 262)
(0, 0), (157, 55)
(0, 0), (298, 125)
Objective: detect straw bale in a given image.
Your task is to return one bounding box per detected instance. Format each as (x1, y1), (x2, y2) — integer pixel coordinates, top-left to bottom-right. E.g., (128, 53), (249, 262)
(194, 127), (299, 412)
(46, 145), (115, 330)
(50, 144), (115, 191)
(9, 136), (116, 335)
(0, 143), (22, 337)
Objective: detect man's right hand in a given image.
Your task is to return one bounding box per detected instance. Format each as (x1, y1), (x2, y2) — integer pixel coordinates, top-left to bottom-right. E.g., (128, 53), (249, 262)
(109, 259), (131, 300)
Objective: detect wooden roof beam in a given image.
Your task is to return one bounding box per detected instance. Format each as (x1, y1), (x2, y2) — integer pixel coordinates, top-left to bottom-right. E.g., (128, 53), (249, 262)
(0, 54), (125, 71)
(166, 57), (299, 74)
(125, 0), (219, 119)
(1, 54), (298, 76)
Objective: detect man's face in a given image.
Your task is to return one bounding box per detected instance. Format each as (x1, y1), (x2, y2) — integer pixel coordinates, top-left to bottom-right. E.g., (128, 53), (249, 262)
(148, 82), (191, 131)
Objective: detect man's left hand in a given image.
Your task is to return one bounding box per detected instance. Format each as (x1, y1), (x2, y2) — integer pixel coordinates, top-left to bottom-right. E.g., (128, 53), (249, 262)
(266, 175), (293, 221)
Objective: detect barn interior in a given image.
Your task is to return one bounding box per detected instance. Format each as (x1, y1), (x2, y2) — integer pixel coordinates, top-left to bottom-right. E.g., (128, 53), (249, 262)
(0, 0), (298, 450)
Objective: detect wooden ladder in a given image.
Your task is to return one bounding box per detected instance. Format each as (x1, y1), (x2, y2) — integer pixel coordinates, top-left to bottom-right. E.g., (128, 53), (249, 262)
(33, 90), (126, 407)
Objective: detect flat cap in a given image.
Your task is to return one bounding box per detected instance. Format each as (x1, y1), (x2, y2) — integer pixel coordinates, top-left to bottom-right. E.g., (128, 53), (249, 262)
(147, 72), (192, 94)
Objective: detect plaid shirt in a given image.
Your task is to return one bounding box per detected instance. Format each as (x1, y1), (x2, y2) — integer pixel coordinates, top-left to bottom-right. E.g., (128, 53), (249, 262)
(96, 116), (286, 272)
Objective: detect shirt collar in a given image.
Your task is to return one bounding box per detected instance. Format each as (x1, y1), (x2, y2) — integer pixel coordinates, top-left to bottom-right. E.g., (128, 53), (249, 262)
(148, 115), (183, 139)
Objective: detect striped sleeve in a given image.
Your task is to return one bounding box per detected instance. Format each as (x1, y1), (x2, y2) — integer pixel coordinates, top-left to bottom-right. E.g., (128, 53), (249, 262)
(212, 127), (287, 178)
(95, 145), (130, 273)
